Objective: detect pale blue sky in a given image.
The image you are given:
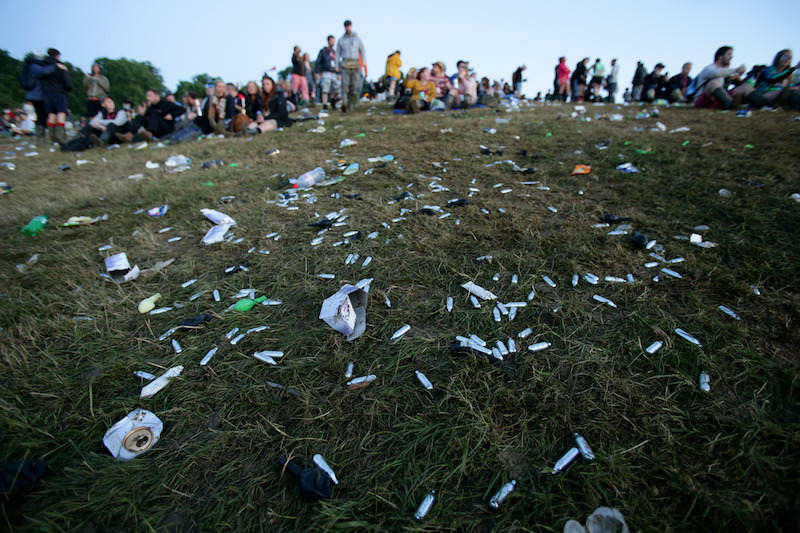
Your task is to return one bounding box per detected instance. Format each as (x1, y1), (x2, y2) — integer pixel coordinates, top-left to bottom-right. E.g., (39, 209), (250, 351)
(2, 0), (798, 97)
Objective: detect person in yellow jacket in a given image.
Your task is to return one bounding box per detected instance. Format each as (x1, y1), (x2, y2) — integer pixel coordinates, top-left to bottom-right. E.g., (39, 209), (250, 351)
(404, 67), (435, 113)
(385, 50), (402, 101)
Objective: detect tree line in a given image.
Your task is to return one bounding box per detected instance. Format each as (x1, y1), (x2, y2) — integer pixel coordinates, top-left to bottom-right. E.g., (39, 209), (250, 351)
(0, 49), (218, 118)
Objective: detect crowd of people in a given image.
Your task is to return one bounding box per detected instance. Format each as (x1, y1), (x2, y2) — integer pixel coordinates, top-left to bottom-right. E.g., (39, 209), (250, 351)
(547, 48), (800, 110)
(5, 30), (800, 151)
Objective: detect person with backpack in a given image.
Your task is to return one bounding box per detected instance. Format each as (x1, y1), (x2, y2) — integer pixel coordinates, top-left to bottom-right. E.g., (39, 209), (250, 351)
(40, 48), (72, 144)
(335, 19), (367, 112)
(19, 52), (57, 141)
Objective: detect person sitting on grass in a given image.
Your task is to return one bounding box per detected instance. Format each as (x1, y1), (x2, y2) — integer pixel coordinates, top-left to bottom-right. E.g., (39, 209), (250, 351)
(664, 63), (693, 103)
(232, 81), (261, 133)
(82, 96), (128, 146)
(692, 46), (749, 109)
(194, 79), (236, 135)
(455, 62), (477, 108)
(641, 63), (666, 102)
(404, 67), (436, 114)
(10, 110), (36, 136)
(430, 61), (455, 109)
(245, 75), (293, 134)
(754, 49), (800, 110)
(122, 89), (185, 142)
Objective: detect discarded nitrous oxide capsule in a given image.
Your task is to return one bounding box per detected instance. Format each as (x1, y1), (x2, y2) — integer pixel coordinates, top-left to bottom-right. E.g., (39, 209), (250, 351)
(313, 454), (339, 484)
(392, 324), (411, 340)
(528, 341), (551, 352)
(574, 433), (595, 460)
(675, 328), (702, 347)
(552, 447), (580, 474)
(645, 341), (663, 354)
(489, 480), (516, 510)
(414, 490), (436, 520)
(415, 370), (433, 390)
(699, 371), (711, 392)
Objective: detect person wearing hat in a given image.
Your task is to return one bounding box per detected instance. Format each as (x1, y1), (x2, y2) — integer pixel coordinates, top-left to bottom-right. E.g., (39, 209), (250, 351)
(642, 63), (666, 102)
(335, 19), (366, 112)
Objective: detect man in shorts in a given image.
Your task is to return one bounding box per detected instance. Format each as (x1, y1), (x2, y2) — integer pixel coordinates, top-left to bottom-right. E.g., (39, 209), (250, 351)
(40, 48), (72, 144)
(316, 35), (341, 110)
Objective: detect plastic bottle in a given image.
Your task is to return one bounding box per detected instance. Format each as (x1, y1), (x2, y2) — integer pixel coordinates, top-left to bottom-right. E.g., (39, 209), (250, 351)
(291, 167), (326, 188)
(21, 215), (49, 236)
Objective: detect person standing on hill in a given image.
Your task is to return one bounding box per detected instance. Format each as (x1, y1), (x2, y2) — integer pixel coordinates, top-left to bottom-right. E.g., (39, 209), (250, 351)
(606, 58), (619, 102)
(316, 35), (341, 111)
(385, 50), (401, 101)
(512, 65), (526, 97)
(336, 19), (366, 112)
(631, 61), (646, 101)
(40, 48), (72, 144)
(83, 63), (109, 118)
(290, 46), (310, 105)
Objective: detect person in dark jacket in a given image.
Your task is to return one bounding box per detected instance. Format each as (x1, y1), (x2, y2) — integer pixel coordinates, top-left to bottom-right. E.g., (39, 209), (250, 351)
(641, 63), (666, 102)
(631, 61), (647, 101)
(570, 58), (588, 102)
(21, 53), (56, 140)
(245, 75), (292, 134)
(124, 89), (185, 141)
(664, 62), (693, 103)
(40, 48), (72, 144)
(194, 79), (236, 135)
(315, 35), (341, 110)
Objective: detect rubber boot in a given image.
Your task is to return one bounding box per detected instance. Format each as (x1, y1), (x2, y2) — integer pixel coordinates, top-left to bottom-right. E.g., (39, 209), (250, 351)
(48, 126), (57, 143)
(35, 125), (46, 141)
(712, 87), (733, 109)
(55, 125), (67, 145)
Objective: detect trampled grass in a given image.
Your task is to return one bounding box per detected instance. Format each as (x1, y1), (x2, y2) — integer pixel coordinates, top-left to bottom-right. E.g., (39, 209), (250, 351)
(1, 101), (799, 532)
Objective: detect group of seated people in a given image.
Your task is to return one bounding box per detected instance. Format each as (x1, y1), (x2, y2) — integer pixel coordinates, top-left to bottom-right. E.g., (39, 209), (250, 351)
(0, 108), (37, 137)
(627, 47), (800, 110)
(67, 74), (296, 149)
(393, 60), (515, 114)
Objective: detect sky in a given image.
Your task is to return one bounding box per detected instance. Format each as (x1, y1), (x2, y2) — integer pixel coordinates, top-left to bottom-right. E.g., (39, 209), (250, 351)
(2, 0), (798, 98)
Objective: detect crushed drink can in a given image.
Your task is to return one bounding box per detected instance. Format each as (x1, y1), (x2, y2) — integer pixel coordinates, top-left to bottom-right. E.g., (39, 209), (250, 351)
(103, 408), (163, 462)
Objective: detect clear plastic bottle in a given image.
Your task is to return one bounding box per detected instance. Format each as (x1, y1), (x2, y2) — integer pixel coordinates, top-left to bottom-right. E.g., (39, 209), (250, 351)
(291, 167), (326, 188)
(21, 215), (49, 236)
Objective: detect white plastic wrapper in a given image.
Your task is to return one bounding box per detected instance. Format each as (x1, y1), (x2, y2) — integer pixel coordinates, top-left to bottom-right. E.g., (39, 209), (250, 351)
(201, 208), (236, 226)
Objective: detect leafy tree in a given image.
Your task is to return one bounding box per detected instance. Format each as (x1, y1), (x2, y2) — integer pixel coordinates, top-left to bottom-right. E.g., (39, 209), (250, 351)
(0, 49), (27, 109)
(93, 57), (166, 107)
(62, 62), (87, 118)
(175, 73), (216, 100)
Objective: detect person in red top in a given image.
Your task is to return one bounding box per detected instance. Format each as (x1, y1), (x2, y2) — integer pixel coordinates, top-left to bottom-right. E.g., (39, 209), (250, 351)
(556, 57), (571, 102)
